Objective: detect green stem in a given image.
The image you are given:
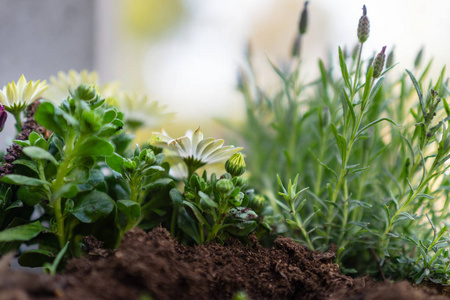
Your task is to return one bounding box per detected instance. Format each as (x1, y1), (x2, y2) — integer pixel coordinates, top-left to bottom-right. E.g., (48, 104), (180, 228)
(51, 132), (80, 249)
(12, 110), (22, 134)
(380, 176), (431, 254)
(206, 196), (227, 243)
(288, 200), (314, 250)
(328, 45), (368, 247)
(314, 132), (327, 196)
(351, 43), (364, 96)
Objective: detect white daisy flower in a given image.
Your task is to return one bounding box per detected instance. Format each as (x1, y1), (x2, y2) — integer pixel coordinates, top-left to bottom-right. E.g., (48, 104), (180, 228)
(151, 127), (243, 177)
(43, 69), (119, 103)
(0, 75), (48, 111)
(114, 91), (173, 131)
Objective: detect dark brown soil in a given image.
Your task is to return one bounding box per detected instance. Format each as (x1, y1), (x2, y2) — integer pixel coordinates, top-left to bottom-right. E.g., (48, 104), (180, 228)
(0, 227), (448, 300)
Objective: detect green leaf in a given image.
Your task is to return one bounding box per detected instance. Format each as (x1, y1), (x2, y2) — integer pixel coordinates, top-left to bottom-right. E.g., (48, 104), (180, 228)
(224, 220), (258, 236)
(183, 201), (210, 229)
(331, 123), (347, 161)
(143, 178), (173, 191)
(356, 118), (400, 138)
(1, 174), (49, 187)
(22, 146), (58, 165)
(317, 159), (338, 179)
(66, 166), (90, 184)
(369, 77), (384, 101)
(34, 101), (65, 137)
(77, 169), (104, 192)
(350, 200), (372, 208)
(169, 188), (184, 207)
(71, 190), (114, 223)
(0, 221), (47, 242)
(5, 200), (23, 211)
(17, 186), (42, 206)
(338, 46), (351, 88)
(52, 183), (78, 200)
(106, 153), (124, 174)
(267, 57), (286, 82)
(117, 200), (141, 220)
(18, 249), (55, 268)
(362, 67), (373, 104)
(342, 89), (356, 123)
(198, 191), (218, 209)
(77, 136), (114, 157)
(177, 208), (201, 244)
(12, 159), (39, 174)
(406, 69), (426, 115)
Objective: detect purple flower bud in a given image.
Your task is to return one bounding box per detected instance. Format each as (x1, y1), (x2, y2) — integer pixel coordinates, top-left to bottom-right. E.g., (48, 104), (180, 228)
(357, 5), (370, 43)
(298, 1), (309, 35)
(373, 46), (387, 78)
(0, 105), (7, 132)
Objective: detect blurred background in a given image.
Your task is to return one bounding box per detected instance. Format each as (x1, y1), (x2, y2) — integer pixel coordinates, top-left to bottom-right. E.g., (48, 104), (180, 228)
(1, 0), (449, 148)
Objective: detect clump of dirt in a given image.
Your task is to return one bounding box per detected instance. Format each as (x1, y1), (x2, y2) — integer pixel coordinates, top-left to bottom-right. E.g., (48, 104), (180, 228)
(0, 227), (448, 300)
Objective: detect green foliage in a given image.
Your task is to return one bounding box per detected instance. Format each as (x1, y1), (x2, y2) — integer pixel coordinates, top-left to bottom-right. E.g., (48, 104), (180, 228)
(229, 7), (450, 283)
(0, 84), (137, 268)
(169, 159), (270, 244)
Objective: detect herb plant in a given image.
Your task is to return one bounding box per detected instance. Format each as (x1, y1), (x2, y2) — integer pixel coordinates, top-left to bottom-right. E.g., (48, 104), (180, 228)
(0, 2), (448, 288)
(231, 3), (450, 282)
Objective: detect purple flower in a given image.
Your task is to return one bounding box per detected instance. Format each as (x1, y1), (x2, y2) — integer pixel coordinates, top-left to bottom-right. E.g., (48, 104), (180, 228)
(0, 105), (7, 132)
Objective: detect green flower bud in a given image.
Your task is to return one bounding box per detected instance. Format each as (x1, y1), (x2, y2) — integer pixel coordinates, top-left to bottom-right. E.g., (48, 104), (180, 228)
(225, 153), (246, 177)
(73, 84), (98, 102)
(81, 110), (101, 133)
(298, 1), (309, 35)
(138, 148), (156, 165)
(233, 176), (248, 188)
(123, 159), (136, 172)
(249, 194), (266, 215)
(373, 46), (387, 78)
(357, 5), (370, 43)
(216, 179), (234, 194)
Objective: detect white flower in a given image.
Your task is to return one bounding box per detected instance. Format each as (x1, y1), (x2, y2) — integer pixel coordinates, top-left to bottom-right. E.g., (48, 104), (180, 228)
(151, 127), (243, 176)
(0, 75), (48, 111)
(43, 69), (119, 103)
(113, 92), (173, 130)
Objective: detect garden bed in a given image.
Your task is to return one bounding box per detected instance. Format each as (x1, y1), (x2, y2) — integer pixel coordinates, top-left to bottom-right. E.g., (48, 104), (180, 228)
(1, 227), (449, 300)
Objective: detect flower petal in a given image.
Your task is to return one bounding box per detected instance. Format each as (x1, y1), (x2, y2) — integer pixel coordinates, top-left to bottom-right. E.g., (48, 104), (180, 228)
(199, 139), (224, 159)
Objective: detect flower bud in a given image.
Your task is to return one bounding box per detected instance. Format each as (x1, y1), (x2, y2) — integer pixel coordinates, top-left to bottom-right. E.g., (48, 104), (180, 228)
(225, 152), (246, 177)
(123, 159), (136, 172)
(249, 194), (266, 214)
(373, 46), (387, 78)
(0, 105), (7, 132)
(357, 5), (370, 43)
(216, 178), (234, 194)
(298, 1), (309, 35)
(73, 84), (97, 102)
(233, 175), (248, 188)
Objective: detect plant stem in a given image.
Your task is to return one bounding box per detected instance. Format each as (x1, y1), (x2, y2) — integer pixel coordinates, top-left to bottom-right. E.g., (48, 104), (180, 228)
(12, 110), (22, 133)
(288, 200), (314, 250)
(329, 44), (368, 248)
(51, 132), (79, 249)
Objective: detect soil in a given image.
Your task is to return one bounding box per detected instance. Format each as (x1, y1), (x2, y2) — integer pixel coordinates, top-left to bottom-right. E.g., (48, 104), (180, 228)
(0, 227), (449, 300)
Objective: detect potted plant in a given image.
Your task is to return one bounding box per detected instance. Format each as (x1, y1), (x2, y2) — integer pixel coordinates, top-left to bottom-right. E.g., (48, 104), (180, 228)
(0, 3), (449, 300)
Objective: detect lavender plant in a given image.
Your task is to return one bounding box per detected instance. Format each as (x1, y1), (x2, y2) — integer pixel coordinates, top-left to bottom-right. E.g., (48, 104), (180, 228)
(231, 2), (450, 282)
